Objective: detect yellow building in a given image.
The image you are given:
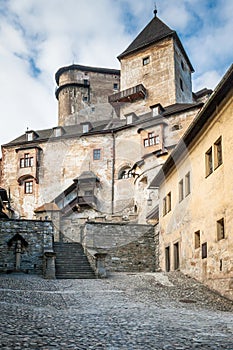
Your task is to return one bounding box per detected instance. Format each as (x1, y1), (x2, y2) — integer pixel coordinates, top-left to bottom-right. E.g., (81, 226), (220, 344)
(150, 64), (233, 300)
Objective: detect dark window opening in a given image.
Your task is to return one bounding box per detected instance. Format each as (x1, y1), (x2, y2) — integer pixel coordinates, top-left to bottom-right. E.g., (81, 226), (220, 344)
(202, 242), (207, 259)
(217, 218), (225, 240)
(180, 78), (184, 91)
(194, 230), (201, 249)
(205, 147), (213, 177)
(113, 83), (118, 90)
(214, 137), (222, 169)
(174, 242), (180, 270)
(185, 172), (191, 196)
(165, 246), (170, 272)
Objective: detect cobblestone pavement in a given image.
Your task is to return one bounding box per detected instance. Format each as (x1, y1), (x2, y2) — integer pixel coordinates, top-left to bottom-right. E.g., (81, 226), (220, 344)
(0, 272), (232, 350)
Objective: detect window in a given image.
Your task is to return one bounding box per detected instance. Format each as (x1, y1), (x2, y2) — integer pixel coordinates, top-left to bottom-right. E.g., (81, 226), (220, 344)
(93, 149), (101, 160)
(163, 197), (167, 216)
(113, 83), (118, 90)
(174, 242), (180, 270)
(24, 181), (33, 194)
(82, 124), (89, 133)
(165, 246), (170, 272)
(26, 132), (33, 141)
(119, 168), (133, 179)
(144, 133), (160, 147)
(163, 192), (171, 215)
(167, 192), (171, 212)
(205, 147), (213, 177)
(179, 179), (184, 202)
(20, 154), (33, 168)
(83, 96), (88, 102)
(171, 124), (182, 131)
(194, 230), (201, 249)
(181, 60), (185, 71)
(126, 114), (133, 124)
(217, 218), (225, 240)
(83, 79), (89, 85)
(185, 172), (191, 196)
(214, 137), (222, 169)
(180, 78), (184, 91)
(202, 242), (207, 259)
(143, 56), (150, 66)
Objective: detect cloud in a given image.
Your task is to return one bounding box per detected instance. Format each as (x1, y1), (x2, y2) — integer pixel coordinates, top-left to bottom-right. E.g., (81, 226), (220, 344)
(0, 0), (232, 155)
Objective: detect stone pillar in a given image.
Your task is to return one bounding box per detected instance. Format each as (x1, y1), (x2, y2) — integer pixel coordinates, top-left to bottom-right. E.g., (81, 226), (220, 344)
(95, 253), (107, 278)
(44, 251), (56, 279)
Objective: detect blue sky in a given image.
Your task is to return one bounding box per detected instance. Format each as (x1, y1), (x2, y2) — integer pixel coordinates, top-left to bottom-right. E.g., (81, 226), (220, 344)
(0, 0), (232, 149)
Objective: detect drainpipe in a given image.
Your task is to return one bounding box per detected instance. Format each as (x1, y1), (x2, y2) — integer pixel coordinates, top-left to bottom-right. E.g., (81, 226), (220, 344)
(111, 131), (116, 215)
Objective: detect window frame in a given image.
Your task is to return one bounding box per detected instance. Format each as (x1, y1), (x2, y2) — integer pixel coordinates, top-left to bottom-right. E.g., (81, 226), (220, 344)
(142, 56), (150, 66)
(194, 230), (201, 249)
(205, 146), (213, 177)
(20, 153), (34, 168)
(24, 180), (33, 194)
(217, 218), (225, 241)
(93, 148), (101, 161)
(185, 172), (191, 197)
(179, 179), (184, 202)
(214, 137), (223, 169)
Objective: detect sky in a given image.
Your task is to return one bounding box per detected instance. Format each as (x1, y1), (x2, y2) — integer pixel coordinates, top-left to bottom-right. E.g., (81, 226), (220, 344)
(0, 0), (232, 150)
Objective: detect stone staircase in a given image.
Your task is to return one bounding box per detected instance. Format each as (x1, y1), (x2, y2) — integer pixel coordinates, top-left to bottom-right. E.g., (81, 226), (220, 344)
(53, 242), (96, 279)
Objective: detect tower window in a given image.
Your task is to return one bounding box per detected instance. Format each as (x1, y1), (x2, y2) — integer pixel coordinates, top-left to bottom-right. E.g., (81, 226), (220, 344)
(180, 78), (184, 91)
(181, 60), (185, 70)
(113, 83), (118, 90)
(143, 56), (150, 66)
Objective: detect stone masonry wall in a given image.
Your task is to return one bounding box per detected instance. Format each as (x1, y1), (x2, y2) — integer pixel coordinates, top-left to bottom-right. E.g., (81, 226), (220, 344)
(83, 222), (159, 273)
(0, 218), (54, 275)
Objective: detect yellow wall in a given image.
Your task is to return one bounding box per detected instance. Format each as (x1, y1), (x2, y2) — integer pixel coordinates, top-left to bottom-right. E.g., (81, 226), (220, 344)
(159, 90), (233, 299)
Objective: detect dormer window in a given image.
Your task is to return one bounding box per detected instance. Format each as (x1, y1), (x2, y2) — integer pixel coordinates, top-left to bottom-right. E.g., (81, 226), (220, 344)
(83, 124), (89, 133)
(126, 114), (133, 124)
(150, 103), (164, 117)
(81, 122), (92, 133)
(53, 127), (64, 137)
(125, 112), (138, 125)
(143, 56), (150, 66)
(26, 132), (33, 141)
(26, 130), (38, 141)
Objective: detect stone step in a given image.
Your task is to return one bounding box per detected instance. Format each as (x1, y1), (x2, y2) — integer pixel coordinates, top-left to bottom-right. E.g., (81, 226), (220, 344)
(53, 242), (96, 279)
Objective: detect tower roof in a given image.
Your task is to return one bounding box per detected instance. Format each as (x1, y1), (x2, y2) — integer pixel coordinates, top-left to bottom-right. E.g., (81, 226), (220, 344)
(118, 12), (194, 72)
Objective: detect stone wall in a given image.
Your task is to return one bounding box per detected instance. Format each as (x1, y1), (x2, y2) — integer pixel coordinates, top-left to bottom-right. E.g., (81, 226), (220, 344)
(83, 222), (159, 273)
(0, 218), (54, 275)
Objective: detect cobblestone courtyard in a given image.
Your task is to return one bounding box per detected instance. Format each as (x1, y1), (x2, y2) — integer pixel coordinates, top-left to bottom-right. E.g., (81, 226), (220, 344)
(0, 272), (232, 349)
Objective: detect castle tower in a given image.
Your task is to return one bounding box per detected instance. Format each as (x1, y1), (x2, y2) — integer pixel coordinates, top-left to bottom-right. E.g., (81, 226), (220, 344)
(109, 9), (194, 117)
(55, 64), (120, 126)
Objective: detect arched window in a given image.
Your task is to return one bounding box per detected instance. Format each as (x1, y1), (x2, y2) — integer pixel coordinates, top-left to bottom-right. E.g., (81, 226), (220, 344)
(118, 167), (133, 179)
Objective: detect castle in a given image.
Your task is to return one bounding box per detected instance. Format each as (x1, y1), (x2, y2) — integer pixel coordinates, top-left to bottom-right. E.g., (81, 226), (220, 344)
(1, 10), (232, 298)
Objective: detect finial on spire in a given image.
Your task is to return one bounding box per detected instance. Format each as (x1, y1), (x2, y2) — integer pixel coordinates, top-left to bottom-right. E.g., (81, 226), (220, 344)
(154, 2), (157, 16)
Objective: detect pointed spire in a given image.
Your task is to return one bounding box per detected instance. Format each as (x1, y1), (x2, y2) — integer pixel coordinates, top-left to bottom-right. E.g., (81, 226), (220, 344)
(154, 2), (157, 17)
